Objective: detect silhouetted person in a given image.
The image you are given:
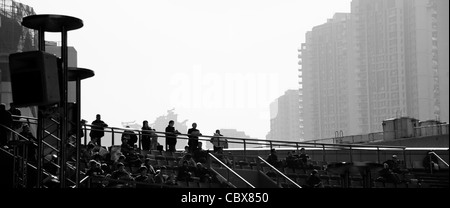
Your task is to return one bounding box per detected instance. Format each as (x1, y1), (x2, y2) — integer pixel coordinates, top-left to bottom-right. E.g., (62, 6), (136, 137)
(187, 123), (202, 153)
(267, 148), (280, 168)
(8, 102), (22, 130)
(20, 124), (37, 163)
(377, 162), (400, 184)
(141, 120), (152, 151)
(210, 129), (228, 153)
(122, 126), (138, 147)
(306, 169), (323, 188)
(120, 137), (140, 167)
(165, 120), (180, 152)
(285, 151), (297, 169)
(0, 103), (13, 147)
(384, 154), (408, 175)
(89, 114), (108, 146)
(177, 160), (193, 182)
(423, 151), (440, 173)
(297, 147), (311, 169)
(193, 142), (207, 163)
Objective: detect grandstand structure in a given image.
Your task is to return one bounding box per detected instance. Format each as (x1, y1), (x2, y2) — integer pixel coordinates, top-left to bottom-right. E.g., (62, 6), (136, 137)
(0, 0), (448, 189)
(1, 115), (448, 188)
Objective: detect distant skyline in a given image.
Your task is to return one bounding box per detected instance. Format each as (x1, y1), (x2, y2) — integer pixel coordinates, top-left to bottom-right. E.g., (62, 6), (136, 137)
(16, 0), (352, 139)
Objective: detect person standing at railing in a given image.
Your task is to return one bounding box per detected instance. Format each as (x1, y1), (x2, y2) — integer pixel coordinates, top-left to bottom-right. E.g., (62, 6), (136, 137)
(141, 120), (152, 151)
(0, 103), (13, 148)
(187, 122), (202, 153)
(165, 120), (180, 152)
(210, 129), (228, 153)
(89, 114), (108, 146)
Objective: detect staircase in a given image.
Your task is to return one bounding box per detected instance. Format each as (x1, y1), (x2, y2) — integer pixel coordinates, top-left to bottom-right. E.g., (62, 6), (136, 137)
(414, 170), (449, 188)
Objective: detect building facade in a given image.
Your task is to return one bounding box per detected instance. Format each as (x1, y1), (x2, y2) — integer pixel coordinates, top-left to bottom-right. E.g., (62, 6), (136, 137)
(0, 0), (37, 108)
(300, 0), (449, 140)
(300, 13), (358, 140)
(267, 89), (302, 142)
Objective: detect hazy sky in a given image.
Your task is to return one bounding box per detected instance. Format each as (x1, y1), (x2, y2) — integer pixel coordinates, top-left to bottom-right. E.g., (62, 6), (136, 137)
(17, 0), (351, 139)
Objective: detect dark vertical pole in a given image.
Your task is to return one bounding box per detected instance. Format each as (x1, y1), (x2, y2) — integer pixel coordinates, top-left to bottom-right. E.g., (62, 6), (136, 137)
(12, 145), (17, 188)
(349, 145), (353, 163)
(322, 144), (326, 163)
(84, 123), (87, 145)
(60, 26), (68, 188)
(38, 29), (45, 51)
(243, 139), (246, 157)
(377, 147), (380, 164)
(36, 28), (45, 188)
(75, 79), (81, 188)
(111, 128), (115, 146)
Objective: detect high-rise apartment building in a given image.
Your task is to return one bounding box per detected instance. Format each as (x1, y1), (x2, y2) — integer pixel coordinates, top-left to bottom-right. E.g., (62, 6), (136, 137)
(300, 13), (358, 140)
(267, 89), (302, 142)
(300, 0), (449, 140)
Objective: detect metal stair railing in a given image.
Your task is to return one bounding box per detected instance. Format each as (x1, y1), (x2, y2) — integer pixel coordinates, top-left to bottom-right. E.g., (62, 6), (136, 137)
(1, 122), (85, 188)
(429, 151), (449, 175)
(257, 156), (301, 188)
(208, 152), (255, 188)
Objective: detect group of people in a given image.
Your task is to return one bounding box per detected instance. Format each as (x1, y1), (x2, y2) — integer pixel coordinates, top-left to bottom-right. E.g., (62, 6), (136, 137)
(86, 114), (229, 155)
(266, 147), (313, 170)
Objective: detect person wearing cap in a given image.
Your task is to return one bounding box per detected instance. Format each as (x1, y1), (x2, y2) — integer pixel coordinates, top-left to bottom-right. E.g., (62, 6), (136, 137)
(384, 154), (407, 175)
(109, 162), (133, 183)
(134, 166), (154, 187)
(306, 169), (323, 188)
(178, 153), (196, 168)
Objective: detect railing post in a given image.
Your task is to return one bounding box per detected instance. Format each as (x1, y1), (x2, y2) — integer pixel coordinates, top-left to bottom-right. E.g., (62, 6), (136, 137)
(138, 131), (142, 150)
(335, 131), (338, 144)
(111, 128), (115, 146)
(243, 139), (246, 157)
(349, 145), (353, 163)
(322, 144), (326, 163)
(83, 124), (87, 145)
(377, 147), (380, 164)
(429, 152), (433, 174)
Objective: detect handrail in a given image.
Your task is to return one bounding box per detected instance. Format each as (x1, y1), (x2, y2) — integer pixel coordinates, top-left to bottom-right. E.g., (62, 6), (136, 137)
(82, 123), (406, 151)
(430, 151), (449, 167)
(13, 115), (407, 152)
(1, 123), (85, 185)
(89, 175), (184, 188)
(0, 123), (37, 145)
(208, 153), (255, 188)
(208, 168), (237, 188)
(257, 156), (301, 188)
(43, 130), (61, 142)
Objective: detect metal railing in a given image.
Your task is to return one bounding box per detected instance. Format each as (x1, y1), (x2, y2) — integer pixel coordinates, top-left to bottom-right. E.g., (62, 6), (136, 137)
(306, 124), (449, 145)
(208, 153), (255, 188)
(257, 156), (301, 188)
(429, 151), (449, 175)
(1, 122), (85, 188)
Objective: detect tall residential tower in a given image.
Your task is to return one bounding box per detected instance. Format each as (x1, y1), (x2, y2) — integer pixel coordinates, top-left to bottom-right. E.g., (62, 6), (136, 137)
(299, 0), (449, 140)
